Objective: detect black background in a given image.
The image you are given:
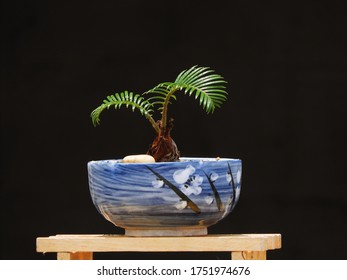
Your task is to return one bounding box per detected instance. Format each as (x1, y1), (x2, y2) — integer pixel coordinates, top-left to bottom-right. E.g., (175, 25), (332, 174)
(1, 0), (346, 260)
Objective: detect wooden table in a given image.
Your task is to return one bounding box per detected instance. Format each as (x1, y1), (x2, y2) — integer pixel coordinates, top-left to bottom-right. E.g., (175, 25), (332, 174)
(36, 233), (281, 260)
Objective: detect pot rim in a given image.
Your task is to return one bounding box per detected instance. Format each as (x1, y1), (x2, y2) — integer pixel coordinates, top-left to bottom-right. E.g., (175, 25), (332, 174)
(88, 157), (242, 166)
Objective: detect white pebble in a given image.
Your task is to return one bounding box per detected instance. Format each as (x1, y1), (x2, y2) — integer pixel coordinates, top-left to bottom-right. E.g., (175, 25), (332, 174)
(122, 154), (155, 163)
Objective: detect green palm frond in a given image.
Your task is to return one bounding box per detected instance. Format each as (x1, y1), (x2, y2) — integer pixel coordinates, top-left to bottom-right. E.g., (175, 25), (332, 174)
(91, 91), (158, 132)
(91, 66), (229, 137)
(146, 66), (228, 115)
(145, 83), (177, 112)
(175, 66), (228, 113)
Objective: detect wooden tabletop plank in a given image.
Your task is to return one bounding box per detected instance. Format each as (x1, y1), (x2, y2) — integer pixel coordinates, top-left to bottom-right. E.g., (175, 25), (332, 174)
(37, 234), (281, 253)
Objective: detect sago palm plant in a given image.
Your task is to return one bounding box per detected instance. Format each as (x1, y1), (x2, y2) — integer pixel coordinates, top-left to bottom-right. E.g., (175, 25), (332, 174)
(91, 65), (228, 162)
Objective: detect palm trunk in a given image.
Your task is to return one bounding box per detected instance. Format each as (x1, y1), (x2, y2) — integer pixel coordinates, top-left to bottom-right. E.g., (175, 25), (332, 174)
(147, 118), (180, 162)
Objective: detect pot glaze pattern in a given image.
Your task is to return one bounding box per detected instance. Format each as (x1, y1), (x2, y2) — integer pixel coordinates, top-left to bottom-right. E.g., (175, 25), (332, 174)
(88, 158), (242, 233)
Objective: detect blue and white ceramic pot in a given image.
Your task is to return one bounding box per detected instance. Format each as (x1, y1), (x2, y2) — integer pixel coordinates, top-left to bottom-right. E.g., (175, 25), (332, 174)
(87, 157), (242, 236)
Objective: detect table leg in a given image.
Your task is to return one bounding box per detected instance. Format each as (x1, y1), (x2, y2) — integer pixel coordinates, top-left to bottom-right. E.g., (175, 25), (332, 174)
(57, 252), (93, 260)
(231, 251), (266, 260)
